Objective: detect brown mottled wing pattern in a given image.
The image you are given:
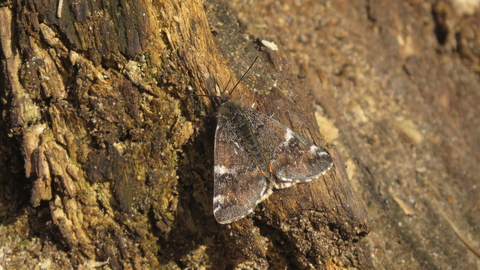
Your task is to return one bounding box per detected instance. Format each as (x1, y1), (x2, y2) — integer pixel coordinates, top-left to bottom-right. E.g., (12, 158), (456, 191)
(244, 107), (333, 189)
(212, 100), (332, 224)
(213, 114), (273, 224)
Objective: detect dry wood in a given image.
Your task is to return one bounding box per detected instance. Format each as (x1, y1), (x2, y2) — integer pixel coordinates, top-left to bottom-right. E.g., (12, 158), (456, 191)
(1, 0), (479, 269)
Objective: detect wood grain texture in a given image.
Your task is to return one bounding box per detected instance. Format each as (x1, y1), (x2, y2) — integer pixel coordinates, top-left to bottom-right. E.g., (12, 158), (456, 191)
(1, 0), (479, 269)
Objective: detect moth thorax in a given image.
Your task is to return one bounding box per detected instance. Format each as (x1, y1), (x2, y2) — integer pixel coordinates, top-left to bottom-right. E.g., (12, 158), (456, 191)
(218, 100), (244, 120)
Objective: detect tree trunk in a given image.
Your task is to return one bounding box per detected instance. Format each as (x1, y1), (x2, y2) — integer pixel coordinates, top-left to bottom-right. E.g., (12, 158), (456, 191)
(1, 0), (479, 269)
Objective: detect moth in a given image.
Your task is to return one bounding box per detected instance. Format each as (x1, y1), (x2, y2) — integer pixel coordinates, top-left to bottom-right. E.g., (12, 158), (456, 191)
(191, 57), (332, 223)
(213, 97), (333, 224)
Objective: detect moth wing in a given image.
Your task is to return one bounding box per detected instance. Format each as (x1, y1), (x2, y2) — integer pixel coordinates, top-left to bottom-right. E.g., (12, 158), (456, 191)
(213, 118), (273, 224)
(246, 108), (333, 188)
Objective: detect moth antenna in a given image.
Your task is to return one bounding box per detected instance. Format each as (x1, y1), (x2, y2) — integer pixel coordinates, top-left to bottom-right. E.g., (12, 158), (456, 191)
(183, 55), (259, 104)
(181, 94), (222, 102)
(227, 55), (259, 96)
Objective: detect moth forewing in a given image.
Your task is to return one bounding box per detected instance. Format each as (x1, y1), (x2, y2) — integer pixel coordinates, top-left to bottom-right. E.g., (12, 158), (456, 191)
(212, 100), (332, 223)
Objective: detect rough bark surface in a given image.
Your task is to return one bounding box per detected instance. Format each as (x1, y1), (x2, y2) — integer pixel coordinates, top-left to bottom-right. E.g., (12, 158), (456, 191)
(0, 0), (479, 269)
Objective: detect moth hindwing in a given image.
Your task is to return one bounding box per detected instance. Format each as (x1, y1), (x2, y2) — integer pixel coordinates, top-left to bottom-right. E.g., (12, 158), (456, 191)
(213, 99), (333, 224)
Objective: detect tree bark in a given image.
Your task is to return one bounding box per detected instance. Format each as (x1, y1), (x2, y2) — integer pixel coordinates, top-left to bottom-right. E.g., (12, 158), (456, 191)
(1, 0), (479, 269)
